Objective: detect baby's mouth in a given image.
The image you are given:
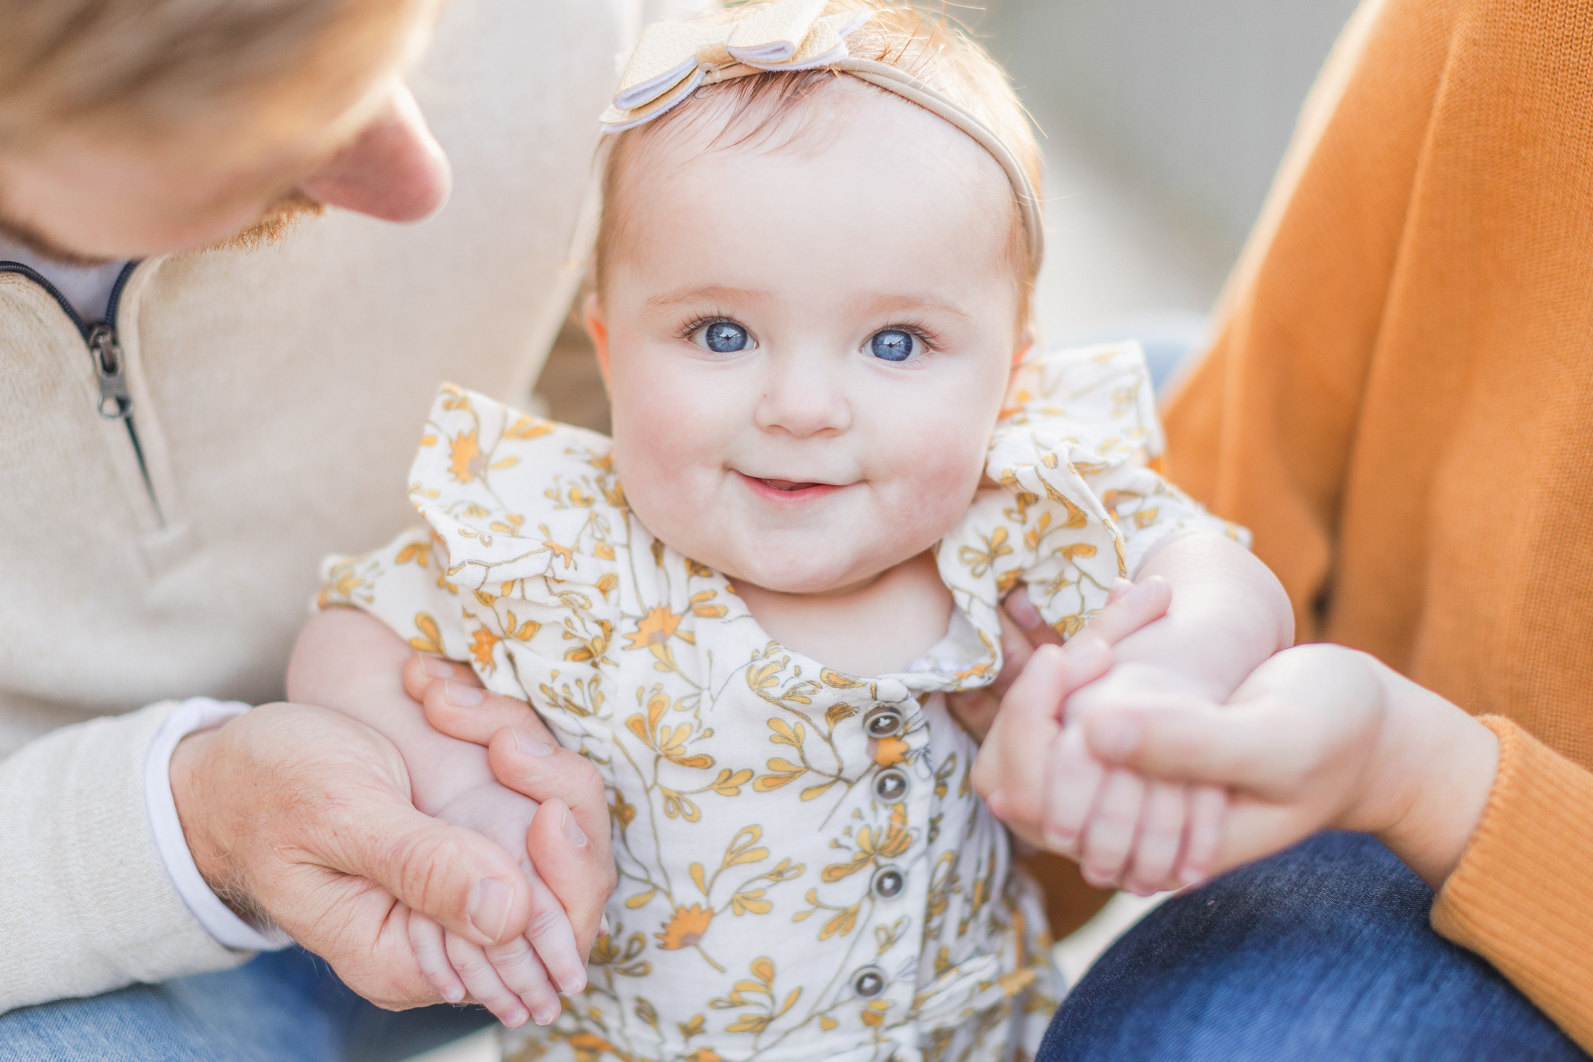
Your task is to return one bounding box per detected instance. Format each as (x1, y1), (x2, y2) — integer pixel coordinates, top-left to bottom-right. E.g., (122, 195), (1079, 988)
(759, 478), (821, 491)
(736, 470), (846, 500)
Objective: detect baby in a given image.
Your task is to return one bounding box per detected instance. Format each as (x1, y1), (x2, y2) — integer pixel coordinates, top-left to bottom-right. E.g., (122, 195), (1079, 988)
(291, 2), (1291, 1060)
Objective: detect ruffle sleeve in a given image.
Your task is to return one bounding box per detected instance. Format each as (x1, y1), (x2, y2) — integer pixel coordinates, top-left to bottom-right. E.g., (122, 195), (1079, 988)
(318, 384), (628, 712)
(940, 341), (1247, 645)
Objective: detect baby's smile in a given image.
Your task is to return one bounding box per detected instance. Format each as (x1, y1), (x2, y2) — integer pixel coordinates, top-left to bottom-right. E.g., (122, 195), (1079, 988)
(734, 470), (850, 503)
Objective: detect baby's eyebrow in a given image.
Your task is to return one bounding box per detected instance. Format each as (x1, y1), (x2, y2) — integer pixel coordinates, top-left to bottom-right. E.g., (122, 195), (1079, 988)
(859, 292), (974, 320)
(645, 285), (770, 309)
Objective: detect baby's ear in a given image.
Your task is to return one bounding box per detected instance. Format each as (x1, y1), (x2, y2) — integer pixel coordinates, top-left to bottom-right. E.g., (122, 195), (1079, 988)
(582, 291), (611, 385)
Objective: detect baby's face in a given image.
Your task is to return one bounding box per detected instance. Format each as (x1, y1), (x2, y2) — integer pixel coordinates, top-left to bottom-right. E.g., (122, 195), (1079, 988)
(592, 88), (1022, 595)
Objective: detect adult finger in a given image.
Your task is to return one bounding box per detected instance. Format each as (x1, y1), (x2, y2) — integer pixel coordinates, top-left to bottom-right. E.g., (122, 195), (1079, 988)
(403, 653), (482, 704)
(1037, 724), (1103, 855)
(1121, 781), (1185, 896)
(972, 642), (1110, 821)
(421, 676), (556, 747)
(1178, 784), (1227, 886)
(1079, 768), (1146, 888)
(488, 730), (616, 959)
(1087, 691), (1317, 784)
(320, 784), (534, 949)
(1001, 590), (1064, 648)
(1076, 576), (1172, 648)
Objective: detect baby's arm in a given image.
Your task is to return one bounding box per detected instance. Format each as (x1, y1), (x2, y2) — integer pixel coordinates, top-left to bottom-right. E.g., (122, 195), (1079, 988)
(1084, 528), (1293, 700)
(287, 608), (582, 1026)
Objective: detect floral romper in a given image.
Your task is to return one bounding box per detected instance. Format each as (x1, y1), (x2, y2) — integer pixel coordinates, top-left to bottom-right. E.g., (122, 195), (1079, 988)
(319, 342), (1242, 1062)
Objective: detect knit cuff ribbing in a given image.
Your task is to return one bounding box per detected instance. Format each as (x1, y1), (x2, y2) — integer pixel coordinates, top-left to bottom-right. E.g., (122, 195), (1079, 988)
(1430, 715), (1593, 1051)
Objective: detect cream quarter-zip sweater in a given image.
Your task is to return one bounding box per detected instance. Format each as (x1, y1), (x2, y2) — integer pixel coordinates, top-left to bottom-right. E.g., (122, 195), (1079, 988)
(0, 0), (631, 1012)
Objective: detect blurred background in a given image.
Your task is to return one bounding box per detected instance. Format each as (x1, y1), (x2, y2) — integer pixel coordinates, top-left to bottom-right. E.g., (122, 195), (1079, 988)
(537, 0), (1361, 427)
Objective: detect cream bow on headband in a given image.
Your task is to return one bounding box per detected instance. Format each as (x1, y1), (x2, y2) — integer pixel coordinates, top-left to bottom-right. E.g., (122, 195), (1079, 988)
(599, 0), (1045, 265)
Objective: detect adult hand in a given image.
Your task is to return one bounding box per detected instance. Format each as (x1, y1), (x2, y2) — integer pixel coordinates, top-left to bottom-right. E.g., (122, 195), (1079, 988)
(1076, 643), (1501, 888)
(169, 703), (586, 1009)
(403, 656), (616, 960)
(969, 577), (1173, 846)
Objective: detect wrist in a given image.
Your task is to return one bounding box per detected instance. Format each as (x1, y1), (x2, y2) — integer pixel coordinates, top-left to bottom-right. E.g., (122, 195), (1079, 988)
(170, 727), (262, 923)
(1359, 662), (1501, 889)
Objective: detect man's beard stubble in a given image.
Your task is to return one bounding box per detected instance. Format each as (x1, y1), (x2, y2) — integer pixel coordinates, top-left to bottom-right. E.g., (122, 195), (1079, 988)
(0, 188), (325, 266)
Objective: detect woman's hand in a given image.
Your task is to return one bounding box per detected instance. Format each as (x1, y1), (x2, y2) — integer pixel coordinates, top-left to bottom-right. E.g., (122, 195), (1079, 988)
(1075, 643), (1501, 889)
(968, 578), (1175, 848)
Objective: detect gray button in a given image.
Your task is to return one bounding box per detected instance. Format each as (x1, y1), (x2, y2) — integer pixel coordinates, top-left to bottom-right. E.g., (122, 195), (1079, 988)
(871, 865), (905, 900)
(864, 706), (904, 738)
(852, 965), (886, 999)
(873, 768), (908, 802)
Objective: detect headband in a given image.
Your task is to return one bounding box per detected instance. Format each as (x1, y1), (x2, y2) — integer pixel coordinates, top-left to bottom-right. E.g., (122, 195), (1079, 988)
(598, 0), (1045, 266)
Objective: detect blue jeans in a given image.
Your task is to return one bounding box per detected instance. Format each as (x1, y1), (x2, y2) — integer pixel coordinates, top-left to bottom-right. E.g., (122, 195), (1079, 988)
(0, 947), (492, 1062)
(1040, 831), (1589, 1061)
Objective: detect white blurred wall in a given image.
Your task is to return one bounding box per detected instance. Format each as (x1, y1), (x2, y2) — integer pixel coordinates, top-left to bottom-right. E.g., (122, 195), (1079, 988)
(970, 0), (1359, 362)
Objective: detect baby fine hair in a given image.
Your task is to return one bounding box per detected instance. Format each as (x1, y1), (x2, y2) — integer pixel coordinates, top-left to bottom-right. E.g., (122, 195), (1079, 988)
(593, 0), (1044, 326)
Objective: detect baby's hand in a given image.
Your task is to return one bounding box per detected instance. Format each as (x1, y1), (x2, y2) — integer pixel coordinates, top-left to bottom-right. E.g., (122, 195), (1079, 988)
(408, 779), (586, 1027)
(1045, 663), (1227, 894)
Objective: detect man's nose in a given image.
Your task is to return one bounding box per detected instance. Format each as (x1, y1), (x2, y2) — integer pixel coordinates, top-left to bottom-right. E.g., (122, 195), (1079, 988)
(297, 84), (451, 223)
(753, 357), (853, 438)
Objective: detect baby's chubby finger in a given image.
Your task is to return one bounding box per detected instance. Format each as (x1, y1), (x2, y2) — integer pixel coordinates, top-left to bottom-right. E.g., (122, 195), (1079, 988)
(1038, 724), (1103, 855)
(407, 908), (466, 1004)
(446, 930), (529, 1028)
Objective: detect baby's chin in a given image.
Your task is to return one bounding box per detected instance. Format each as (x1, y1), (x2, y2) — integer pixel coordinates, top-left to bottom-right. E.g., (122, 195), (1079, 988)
(714, 545), (913, 598)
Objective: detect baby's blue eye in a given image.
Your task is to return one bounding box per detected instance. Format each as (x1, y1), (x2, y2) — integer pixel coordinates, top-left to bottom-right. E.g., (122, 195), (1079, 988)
(698, 320), (752, 354)
(870, 329), (917, 362)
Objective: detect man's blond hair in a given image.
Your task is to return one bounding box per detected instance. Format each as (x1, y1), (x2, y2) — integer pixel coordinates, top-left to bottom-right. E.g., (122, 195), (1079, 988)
(595, 0), (1044, 325)
(0, 0), (425, 151)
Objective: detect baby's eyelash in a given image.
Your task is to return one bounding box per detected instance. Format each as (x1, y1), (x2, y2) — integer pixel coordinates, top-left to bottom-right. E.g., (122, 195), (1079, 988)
(676, 313), (736, 342)
(881, 320), (945, 354)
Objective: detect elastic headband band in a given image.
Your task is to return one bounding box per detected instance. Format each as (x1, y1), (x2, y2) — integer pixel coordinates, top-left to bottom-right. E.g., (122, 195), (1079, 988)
(598, 0), (1044, 266)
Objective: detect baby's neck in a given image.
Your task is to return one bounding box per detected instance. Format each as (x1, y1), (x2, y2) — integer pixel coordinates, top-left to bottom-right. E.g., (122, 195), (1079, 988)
(729, 551), (953, 677)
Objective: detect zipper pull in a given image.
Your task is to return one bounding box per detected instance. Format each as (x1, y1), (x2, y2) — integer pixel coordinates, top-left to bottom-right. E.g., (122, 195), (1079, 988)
(87, 323), (133, 420)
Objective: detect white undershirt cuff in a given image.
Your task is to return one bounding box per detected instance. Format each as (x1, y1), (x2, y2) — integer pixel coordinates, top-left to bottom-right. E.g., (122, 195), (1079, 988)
(143, 698), (294, 953)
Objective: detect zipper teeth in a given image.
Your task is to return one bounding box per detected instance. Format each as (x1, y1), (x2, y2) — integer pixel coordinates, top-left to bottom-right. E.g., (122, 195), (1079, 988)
(0, 259), (138, 334)
(1, 258), (165, 529)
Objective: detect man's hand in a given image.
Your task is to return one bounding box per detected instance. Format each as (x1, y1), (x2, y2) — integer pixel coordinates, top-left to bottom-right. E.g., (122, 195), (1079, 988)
(1075, 643), (1501, 889)
(168, 703), (577, 1009)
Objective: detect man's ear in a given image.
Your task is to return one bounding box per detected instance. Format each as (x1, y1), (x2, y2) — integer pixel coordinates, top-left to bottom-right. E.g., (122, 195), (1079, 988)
(583, 291), (610, 385)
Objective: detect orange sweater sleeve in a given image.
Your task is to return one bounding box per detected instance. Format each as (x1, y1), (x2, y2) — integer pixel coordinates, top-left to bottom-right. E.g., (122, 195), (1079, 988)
(1432, 718), (1593, 1051)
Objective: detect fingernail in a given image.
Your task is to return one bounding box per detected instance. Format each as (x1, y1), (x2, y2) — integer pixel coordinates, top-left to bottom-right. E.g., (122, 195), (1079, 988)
(1005, 592), (1043, 630)
(599, 914), (612, 936)
(467, 877), (514, 943)
(1093, 714), (1141, 759)
(503, 1006), (529, 1028)
(562, 806), (588, 848)
(560, 970), (588, 995)
(512, 728), (553, 756)
(445, 680), (484, 707)
(420, 655), (453, 678)
(442, 982), (465, 1004)
(1179, 867), (1205, 888)
(533, 1003), (560, 1026)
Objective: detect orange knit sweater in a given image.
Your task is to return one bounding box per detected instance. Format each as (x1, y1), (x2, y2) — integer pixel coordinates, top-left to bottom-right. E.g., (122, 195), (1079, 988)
(1163, 0), (1593, 1046)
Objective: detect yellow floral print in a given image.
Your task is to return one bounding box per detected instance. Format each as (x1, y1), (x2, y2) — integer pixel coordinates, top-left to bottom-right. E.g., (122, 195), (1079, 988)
(318, 342), (1242, 1062)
